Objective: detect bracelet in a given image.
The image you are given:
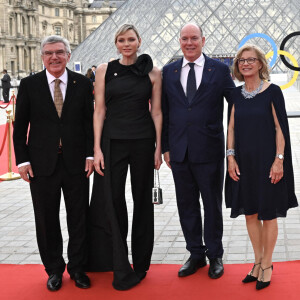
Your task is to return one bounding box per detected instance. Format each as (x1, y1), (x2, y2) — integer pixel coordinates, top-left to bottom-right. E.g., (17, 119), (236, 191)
(226, 149), (235, 157)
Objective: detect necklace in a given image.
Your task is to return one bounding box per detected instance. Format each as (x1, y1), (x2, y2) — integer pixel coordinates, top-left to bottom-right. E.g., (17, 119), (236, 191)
(241, 80), (264, 99)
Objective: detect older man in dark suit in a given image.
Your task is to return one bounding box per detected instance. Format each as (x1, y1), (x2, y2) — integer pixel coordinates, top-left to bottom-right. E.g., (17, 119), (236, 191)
(162, 23), (235, 279)
(13, 35), (94, 291)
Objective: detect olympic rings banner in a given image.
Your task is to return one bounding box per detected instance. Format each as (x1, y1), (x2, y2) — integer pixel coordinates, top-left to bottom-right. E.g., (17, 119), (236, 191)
(238, 32), (300, 90)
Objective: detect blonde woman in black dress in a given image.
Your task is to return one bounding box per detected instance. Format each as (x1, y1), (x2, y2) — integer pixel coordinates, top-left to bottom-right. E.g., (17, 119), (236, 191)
(88, 24), (162, 290)
(225, 44), (297, 290)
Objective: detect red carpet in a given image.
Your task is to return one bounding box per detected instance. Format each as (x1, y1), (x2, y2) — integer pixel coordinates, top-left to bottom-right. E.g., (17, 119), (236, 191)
(0, 124), (18, 179)
(0, 262), (299, 300)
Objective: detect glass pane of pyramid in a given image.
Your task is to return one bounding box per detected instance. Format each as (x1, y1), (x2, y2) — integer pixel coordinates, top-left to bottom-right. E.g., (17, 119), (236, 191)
(69, 0), (300, 74)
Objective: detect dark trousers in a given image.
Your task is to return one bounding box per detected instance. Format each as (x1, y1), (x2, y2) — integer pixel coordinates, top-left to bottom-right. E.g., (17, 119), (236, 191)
(29, 155), (89, 276)
(2, 88), (9, 102)
(171, 155), (224, 259)
(110, 138), (154, 272)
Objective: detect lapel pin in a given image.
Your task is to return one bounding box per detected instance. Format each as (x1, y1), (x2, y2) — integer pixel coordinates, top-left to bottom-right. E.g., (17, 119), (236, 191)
(73, 80), (76, 83)
(208, 69), (211, 71)
(174, 69), (178, 73)
(114, 73), (118, 76)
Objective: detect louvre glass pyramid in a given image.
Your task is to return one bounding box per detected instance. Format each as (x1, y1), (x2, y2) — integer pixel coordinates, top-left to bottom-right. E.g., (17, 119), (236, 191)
(69, 0), (300, 73)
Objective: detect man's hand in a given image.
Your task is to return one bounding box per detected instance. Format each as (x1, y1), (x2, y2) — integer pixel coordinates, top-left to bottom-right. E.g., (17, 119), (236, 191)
(85, 159), (94, 178)
(18, 164), (34, 183)
(163, 151), (171, 169)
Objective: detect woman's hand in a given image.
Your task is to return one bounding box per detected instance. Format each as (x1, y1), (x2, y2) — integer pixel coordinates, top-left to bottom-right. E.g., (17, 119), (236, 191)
(228, 156), (240, 181)
(154, 147), (162, 170)
(269, 159), (283, 184)
(94, 149), (105, 176)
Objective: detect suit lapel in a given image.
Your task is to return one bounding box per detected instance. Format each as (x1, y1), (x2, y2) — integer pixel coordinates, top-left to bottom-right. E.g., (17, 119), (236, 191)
(172, 59), (188, 104)
(62, 69), (76, 118)
(39, 70), (60, 121)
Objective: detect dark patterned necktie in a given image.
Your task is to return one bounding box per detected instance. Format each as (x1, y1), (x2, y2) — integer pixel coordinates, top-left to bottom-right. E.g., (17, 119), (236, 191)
(54, 79), (63, 118)
(186, 63), (196, 103)
(54, 79), (63, 146)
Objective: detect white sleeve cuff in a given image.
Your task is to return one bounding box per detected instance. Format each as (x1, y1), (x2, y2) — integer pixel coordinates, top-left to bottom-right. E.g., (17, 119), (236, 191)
(18, 162), (31, 168)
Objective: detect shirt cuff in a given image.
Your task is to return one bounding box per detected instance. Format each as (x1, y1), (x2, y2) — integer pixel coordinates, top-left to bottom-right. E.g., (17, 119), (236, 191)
(18, 162), (31, 168)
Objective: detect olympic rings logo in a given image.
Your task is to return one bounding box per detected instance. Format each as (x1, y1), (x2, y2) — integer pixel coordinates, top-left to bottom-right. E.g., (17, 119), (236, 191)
(238, 32), (300, 90)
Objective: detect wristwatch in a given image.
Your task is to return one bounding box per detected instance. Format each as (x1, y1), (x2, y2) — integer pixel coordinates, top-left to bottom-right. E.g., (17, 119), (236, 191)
(276, 154), (284, 160)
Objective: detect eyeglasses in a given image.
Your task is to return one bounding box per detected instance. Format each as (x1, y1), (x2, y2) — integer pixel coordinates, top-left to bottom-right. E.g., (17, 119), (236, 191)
(237, 57), (259, 65)
(42, 50), (68, 57)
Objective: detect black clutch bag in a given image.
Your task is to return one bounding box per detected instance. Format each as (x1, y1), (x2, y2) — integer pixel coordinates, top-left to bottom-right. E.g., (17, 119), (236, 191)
(152, 169), (163, 205)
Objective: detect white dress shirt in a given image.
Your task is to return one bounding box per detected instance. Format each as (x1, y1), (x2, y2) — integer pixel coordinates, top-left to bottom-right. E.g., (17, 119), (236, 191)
(180, 54), (205, 96)
(46, 69), (68, 101)
(18, 69), (93, 168)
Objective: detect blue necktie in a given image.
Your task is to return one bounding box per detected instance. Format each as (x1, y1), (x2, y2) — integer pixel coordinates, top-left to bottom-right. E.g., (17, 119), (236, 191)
(186, 63), (196, 103)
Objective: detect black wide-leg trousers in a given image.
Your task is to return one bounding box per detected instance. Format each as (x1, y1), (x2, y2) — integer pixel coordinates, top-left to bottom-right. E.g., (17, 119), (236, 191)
(110, 138), (155, 273)
(29, 155), (89, 276)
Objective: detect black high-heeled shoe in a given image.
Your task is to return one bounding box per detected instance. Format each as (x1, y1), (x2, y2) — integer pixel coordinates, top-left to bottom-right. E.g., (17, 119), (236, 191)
(242, 262), (261, 283)
(256, 265), (273, 290)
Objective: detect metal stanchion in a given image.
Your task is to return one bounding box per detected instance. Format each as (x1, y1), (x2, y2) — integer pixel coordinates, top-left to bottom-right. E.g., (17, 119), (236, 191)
(11, 91), (16, 121)
(0, 109), (21, 181)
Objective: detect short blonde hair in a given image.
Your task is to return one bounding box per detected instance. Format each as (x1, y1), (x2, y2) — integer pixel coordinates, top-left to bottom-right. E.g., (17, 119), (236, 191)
(233, 44), (270, 82)
(114, 24), (141, 44)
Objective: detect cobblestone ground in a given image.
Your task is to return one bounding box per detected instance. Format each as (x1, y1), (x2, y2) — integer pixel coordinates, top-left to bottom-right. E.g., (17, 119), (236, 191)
(0, 74), (299, 266)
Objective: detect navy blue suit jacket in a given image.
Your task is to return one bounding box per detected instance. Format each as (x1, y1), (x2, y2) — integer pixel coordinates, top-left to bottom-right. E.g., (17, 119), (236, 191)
(162, 54), (235, 163)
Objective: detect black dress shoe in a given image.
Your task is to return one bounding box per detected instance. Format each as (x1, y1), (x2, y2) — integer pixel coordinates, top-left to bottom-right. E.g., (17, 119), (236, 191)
(208, 258), (224, 279)
(70, 272), (91, 289)
(178, 256), (207, 277)
(47, 274), (62, 291)
(135, 271), (147, 281)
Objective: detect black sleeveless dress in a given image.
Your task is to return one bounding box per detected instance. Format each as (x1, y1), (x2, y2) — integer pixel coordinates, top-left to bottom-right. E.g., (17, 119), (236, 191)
(87, 54), (156, 290)
(225, 84), (298, 220)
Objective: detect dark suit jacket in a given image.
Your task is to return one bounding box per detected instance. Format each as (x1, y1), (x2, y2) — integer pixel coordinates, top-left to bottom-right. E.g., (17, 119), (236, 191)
(13, 68), (94, 176)
(162, 54), (235, 163)
(1, 73), (11, 89)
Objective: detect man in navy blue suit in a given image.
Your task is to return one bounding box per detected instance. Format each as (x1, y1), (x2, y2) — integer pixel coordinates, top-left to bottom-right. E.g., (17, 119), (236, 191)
(162, 23), (235, 279)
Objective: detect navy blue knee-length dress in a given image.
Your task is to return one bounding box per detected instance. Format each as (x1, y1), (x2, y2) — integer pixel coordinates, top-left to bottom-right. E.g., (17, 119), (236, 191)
(225, 84), (298, 220)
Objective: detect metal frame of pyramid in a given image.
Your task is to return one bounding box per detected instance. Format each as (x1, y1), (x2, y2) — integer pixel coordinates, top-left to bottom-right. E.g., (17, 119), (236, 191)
(68, 0), (300, 73)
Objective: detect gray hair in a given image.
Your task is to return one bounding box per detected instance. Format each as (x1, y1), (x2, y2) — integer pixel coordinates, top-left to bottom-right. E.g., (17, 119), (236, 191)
(40, 35), (71, 54)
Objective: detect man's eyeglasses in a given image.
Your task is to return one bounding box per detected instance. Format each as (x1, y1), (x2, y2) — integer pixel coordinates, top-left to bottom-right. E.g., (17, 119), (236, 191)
(237, 58), (259, 65)
(42, 50), (68, 57)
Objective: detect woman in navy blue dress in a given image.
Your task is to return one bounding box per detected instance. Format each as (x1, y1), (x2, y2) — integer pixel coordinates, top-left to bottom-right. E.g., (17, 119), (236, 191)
(225, 44), (298, 290)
